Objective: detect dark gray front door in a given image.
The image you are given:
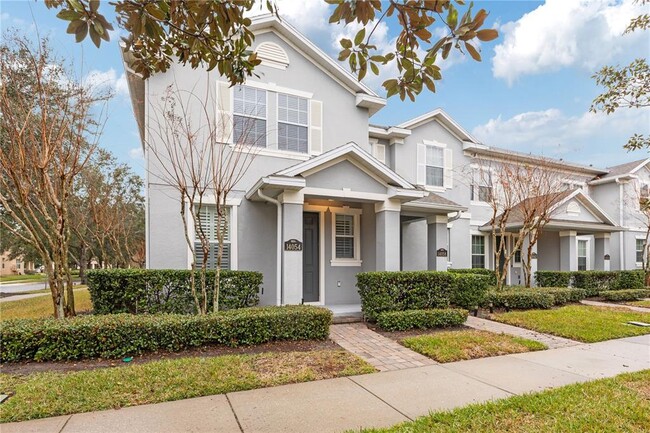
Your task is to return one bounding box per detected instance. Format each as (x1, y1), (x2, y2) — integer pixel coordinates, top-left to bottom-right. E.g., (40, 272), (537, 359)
(302, 212), (319, 303)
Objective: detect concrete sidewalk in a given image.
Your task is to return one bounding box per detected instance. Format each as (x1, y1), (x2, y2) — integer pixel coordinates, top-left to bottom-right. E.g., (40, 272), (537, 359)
(3, 334), (649, 433)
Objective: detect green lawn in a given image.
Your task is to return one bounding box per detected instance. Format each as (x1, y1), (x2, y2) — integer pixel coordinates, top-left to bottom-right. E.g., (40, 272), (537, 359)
(0, 287), (91, 320)
(493, 305), (650, 343)
(358, 370), (650, 433)
(402, 330), (546, 363)
(0, 274), (46, 284)
(0, 350), (375, 423)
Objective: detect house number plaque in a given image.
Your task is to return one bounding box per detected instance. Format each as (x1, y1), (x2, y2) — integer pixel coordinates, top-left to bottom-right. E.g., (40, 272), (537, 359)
(436, 248), (448, 258)
(284, 239), (303, 251)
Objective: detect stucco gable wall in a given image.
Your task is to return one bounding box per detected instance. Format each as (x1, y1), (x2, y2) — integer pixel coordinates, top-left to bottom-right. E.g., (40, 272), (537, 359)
(304, 160), (387, 194)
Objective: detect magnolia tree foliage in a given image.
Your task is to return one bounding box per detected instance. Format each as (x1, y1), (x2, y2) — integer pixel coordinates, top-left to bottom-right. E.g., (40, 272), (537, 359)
(46, 0), (497, 100)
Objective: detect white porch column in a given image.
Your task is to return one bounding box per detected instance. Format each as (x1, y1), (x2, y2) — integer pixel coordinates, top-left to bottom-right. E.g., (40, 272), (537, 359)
(594, 233), (611, 271)
(522, 232), (538, 286)
(375, 199), (401, 271)
(279, 191), (304, 304)
(559, 230), (577, 272)
(427, 215), (448, 271)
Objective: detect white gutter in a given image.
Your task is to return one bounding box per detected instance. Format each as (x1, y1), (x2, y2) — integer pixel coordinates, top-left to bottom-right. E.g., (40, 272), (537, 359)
(257, 189), (283, 306)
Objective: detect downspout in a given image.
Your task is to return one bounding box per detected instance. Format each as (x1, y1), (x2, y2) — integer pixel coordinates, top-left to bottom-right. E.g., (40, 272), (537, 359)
(618, 180), (625, 270)
(257, 189), (283, 305)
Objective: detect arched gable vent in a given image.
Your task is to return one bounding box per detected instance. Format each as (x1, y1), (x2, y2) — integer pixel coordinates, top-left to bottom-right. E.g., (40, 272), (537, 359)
(255, 42), (290, 69)
(566, 201), (581, 215)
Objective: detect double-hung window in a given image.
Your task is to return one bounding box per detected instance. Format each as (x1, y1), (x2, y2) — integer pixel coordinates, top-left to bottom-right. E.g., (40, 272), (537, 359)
(331, 209), (361, 266)
(471, 235), (486, 269)
(636, 239), (645, 264)
(577, 239), (588, 271)
(278, 93), (309, 153)
(194, 205), (231, 270)
(233, 85), (267, 147)
(425, 145), (444, 187)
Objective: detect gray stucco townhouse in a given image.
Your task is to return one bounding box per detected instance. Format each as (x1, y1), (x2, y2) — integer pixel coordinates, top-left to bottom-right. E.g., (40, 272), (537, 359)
(122, 15), (650, 313)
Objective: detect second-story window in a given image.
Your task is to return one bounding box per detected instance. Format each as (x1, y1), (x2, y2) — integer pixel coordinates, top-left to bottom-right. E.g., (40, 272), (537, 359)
(278, 93), (309, 153)
(426, 145), (444, 187)
(233, 85), (267, 147)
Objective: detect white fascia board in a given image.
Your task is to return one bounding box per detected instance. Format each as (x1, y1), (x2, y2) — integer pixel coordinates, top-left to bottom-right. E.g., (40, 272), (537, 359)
(368, 125), (412, 141)
(388, 187), (427, 200)
(589, 173), (639, 185)
(630, 158), (650, 174)
(398, 108), (479, 143)
(355, 94), (387, 116)
(245, 175), (306, 200)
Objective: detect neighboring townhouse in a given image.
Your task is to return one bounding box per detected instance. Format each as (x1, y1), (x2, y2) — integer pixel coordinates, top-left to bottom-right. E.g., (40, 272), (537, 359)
(122, 15), (648, 310)
(0, 251), (35, 276)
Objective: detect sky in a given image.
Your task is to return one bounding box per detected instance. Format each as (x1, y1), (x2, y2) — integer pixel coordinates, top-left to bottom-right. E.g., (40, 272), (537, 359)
(1, 0), (649, 177)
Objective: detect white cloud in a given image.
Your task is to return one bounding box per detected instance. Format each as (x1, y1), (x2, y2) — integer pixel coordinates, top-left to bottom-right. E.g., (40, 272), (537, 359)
(493, 0), (647, 84)
(83, 68), (129, 98)
(1, 11), (25, 27)
(472, 107), (650, 166)
(128, 146), (144, 160)
(248, 0), (329, 33)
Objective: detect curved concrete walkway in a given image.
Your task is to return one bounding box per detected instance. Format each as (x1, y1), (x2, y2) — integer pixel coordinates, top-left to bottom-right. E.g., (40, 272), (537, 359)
(581, 299), (650, 313)
(3, 334), (649, 433)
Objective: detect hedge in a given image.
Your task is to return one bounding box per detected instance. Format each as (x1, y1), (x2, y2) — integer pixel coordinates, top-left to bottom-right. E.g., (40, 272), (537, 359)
(538, 287), (587, 305)
(87, 269), (262, 315)
(448, 268), (498, 286)
(356, 271), (489, 321)
(599, 289), (650, 302)
(536, 270), (645, 296)
(486, 289), (555, 310)
(376, 308), (468, 331)
(0, 306), (331, 362)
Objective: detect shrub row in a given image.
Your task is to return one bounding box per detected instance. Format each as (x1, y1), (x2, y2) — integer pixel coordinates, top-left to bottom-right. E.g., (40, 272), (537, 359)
(0, 306), (331, 362)
(356, 271), (489, 321)
(87, 269), (263, 315)
(536, 270), (645, 296)
(376, 308), (468, 331)
(599, 289), (650, 302)
(448, 268), (497, 286)
(485, 287), (587, 310)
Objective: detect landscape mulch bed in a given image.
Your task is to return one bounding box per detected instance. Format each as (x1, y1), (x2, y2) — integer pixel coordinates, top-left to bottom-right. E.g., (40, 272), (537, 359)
(1, 339), (342, 376)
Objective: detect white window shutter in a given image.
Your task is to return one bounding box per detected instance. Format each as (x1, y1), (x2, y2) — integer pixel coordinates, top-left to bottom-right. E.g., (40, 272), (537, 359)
(416, 142), (426, 186)
(443, 148), (453, 189)
(216, 82), (233, 144)
(374, 143), (386, 164)
(309, 99), (323, 155)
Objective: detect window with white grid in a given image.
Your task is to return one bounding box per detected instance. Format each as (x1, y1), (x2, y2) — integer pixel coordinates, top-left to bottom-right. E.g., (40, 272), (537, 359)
(426, 145), (444, 187)
(194, 205), (231, 270)
(278, 93), (308, 153)
(233, 85), (267, 147)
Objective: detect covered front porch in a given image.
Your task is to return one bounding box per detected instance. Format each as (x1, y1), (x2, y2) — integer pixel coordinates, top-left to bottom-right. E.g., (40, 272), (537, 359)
(245, 142), (463, 309)
(481, 189), (624, 286)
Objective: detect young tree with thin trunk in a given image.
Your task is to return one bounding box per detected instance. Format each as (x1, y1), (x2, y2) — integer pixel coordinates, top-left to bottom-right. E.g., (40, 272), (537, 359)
(147, 84), (261, 314)
(472, 157), (569, 289)
(0, 34), (110, 318)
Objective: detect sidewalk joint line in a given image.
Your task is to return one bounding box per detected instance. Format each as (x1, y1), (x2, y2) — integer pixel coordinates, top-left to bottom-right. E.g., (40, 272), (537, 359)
(346, 377), (414, 421)
(225, 394), (244, 433)
(436, 364), (517, 397)
(57, 415), (73, 433)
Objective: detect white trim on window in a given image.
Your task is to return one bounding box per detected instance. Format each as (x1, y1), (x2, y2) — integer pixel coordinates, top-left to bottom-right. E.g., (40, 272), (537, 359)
(577, 237), (590, 271)
(470, 233), (487, 269)
(237, 80), (313, 99)
(330, 207), (362, 267)
(635, 236), (645, 267)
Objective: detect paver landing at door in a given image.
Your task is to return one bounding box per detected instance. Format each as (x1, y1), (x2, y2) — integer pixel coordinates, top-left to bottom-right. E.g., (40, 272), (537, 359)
(330, 323), (436, 371)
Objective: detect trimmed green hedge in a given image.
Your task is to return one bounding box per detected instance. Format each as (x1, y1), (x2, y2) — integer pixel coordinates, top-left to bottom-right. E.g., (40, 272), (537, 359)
(448, 268), (498, 286)
(356, 271), (489, 321)
(376, 308), (468, 331)
(538, 287), (587, 305)
(87, 269), (262, 315)
(599, 289), (650, 302)
(486, 290), (555, 310)
(536, 270), (645, 296)
(0, 306), (331, 362)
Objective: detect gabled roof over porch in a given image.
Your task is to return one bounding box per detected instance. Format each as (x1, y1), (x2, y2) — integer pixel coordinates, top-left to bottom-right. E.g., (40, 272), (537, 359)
(245, 142), (463, 213)
(480, 189), (623, 234)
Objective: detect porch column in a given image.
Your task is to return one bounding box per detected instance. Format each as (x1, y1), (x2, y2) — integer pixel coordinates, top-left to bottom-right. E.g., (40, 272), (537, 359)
(280, 191), (304, 305)
(522, 232), (538, 286)
(559, 230), (577, 271)
(427, 215), (448, 271)
(594, 233), (611, 271)
(376, 199), (401, 271)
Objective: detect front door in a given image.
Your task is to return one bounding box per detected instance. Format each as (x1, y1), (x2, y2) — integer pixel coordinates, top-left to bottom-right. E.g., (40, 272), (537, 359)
(302, 212), (320, 303)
